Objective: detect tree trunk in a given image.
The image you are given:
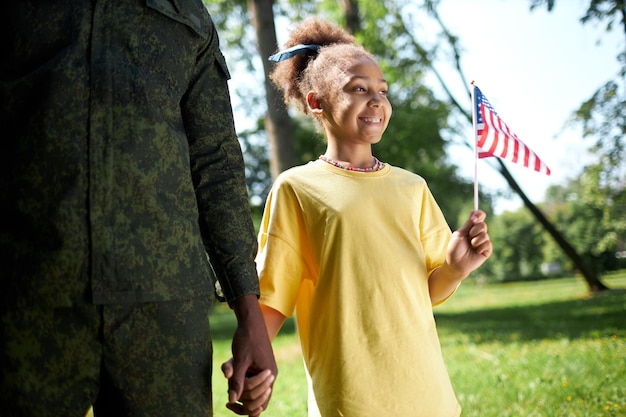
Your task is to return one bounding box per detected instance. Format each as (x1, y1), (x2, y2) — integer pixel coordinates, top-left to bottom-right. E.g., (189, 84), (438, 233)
(338, 0), (361, 34)
(248, 0), (299, 179)
(494, 158), (610, 292)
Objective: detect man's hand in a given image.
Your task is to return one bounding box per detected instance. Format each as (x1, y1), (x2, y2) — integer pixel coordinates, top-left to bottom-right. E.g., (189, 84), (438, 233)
(225, 295), (277, 416)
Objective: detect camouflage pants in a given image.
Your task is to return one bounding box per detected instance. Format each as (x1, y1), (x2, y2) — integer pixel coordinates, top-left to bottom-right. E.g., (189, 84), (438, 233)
(0, 298), (213, 417)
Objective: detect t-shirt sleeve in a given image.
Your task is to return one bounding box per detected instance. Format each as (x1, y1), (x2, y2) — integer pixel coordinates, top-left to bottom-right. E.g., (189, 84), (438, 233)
(256, 179), (310, 317)
(419, 184), (452, 274)
(417, 184), (458, 305)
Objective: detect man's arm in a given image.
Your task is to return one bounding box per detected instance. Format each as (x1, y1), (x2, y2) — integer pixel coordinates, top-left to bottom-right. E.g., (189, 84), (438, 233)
(182, 17), (277, 416)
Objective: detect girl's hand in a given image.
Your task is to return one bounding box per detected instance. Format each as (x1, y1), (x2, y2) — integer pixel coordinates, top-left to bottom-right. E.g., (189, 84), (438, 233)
(222, 360), (275, 416)
(446, 209), (492, 277)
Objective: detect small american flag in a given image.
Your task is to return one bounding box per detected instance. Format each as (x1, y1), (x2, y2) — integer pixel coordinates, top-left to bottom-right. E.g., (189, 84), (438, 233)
(474, 85), (551, 175)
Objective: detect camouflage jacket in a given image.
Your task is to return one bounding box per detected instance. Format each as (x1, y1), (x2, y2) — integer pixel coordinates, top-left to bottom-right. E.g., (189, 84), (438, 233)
(0, 0), (259, 307)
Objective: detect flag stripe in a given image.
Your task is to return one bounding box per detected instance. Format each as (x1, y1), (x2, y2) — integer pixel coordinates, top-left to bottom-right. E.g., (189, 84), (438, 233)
(512, 134), (520, 163)
(500, 123), (510, 159)
(474, 86), (550, 175)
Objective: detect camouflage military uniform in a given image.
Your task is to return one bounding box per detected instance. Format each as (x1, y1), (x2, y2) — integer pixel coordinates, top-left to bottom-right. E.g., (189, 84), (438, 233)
(0, 1), (259, 415)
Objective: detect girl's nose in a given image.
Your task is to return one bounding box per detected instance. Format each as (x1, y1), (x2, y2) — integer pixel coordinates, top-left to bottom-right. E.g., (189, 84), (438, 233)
(368, 95), (381, 107)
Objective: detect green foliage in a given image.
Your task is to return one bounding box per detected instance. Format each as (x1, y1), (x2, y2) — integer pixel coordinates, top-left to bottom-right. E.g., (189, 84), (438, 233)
(529, 0), (557, 11)
(487, 208), (548, 282)
(491, 164), (626, 281)
(530, 0), (626, 33)
(288, 117), (327, 166)
(238, 123), (271, 208)
(542, 173), (626, 274)
(579, 0), (626, 33)
(204, 1), (257, 71)
(571, 80), (626, 190)
(239, 115), (326, 208)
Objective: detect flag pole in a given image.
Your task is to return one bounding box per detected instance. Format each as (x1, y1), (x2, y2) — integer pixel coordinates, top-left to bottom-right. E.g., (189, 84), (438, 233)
(470, 81), (479, 211)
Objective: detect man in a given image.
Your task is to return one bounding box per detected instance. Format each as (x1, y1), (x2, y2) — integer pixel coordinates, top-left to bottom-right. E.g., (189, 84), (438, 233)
(0, 1), (276, 416)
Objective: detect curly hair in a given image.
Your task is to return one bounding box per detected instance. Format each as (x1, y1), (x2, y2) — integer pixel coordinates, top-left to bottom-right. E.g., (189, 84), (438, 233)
(269, 17), (376, 116)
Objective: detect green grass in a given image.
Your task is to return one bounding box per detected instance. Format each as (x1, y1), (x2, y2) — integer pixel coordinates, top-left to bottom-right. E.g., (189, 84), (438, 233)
(210, 273), (626, 417)
(210, 303), (307, 417)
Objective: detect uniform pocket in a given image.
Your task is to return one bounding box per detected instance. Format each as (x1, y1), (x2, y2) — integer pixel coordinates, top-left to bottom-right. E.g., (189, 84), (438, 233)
(146, 0), (211, 39)
(213, 49), (231, 80)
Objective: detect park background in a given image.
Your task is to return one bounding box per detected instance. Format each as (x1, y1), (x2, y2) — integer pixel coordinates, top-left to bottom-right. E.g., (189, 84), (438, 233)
(203, 1), (625, 416)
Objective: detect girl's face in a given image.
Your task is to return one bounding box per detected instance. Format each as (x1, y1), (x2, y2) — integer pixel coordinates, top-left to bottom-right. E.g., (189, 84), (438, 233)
(320, 57), (392, 147)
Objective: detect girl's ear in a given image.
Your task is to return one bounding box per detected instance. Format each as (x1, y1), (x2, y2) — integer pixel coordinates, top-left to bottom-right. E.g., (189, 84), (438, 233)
(307, 92), (323, 114)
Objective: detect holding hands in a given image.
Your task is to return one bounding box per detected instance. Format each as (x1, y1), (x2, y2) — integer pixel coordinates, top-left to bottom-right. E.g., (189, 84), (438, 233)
(221, 362), (275, 417)
(224, 295), (277, 416)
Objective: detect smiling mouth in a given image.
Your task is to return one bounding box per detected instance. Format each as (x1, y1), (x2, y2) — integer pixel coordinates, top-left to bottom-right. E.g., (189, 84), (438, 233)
(360, 117), (382, 123)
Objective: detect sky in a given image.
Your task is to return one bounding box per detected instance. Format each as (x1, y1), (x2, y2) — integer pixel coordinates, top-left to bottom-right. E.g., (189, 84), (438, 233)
(431, 0), (623, 213)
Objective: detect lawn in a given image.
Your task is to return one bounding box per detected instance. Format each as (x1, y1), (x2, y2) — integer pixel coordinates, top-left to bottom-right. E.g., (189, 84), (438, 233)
(210, 272), (626, 417)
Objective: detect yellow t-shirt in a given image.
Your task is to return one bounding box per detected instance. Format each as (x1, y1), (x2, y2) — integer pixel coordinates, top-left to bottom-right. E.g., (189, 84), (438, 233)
(257, 160), (461, 417)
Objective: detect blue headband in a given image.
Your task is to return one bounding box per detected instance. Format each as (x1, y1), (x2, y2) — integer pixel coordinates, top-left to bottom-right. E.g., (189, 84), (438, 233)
(268, 44), (321, 62)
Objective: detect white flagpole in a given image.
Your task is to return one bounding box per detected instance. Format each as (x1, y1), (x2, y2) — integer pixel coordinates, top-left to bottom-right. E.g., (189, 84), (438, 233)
(471, 82), (479, 211)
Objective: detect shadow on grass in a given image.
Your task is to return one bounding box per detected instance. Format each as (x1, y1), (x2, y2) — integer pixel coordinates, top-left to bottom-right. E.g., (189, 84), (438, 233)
(209, 303), (297, 341)
(434, 289), (626, 343)
(208, 289), (626, 343)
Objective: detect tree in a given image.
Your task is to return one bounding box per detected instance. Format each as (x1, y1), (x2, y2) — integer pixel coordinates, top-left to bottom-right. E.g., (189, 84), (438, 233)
(247, 0), (300, 178)
(412, 0), (612, 292)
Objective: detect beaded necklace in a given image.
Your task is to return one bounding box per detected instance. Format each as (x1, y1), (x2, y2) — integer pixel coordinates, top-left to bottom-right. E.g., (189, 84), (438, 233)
(318, 155), (385, 172)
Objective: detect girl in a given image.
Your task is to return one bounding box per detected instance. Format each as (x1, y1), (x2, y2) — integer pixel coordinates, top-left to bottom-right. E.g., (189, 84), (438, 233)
(229, 17), (492, 417)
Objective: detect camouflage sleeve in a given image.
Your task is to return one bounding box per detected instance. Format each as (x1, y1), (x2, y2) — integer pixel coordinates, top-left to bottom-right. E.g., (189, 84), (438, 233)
(181, 15), (260, 304)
